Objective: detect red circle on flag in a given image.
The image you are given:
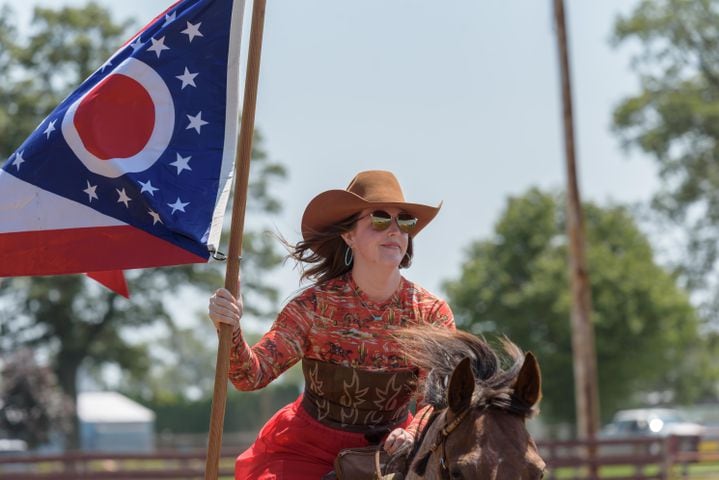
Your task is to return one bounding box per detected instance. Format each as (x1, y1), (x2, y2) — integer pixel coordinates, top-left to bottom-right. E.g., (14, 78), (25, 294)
(62, 57), (175, 178)
(74, 74), (155, 160)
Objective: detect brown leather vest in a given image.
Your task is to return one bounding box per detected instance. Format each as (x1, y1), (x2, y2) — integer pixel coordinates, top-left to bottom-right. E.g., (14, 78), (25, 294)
(301, 358), (418, 434)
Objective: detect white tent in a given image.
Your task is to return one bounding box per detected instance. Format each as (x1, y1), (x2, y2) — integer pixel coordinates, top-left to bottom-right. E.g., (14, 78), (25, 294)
(78, 391), (155, 451)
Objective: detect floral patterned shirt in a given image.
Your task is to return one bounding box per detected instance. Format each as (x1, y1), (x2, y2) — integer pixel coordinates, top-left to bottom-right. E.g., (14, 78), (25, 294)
(229, 273), (455, 433)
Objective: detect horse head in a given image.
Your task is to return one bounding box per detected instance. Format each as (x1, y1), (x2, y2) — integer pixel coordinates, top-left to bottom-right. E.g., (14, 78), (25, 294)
(399, 329), (546, 479)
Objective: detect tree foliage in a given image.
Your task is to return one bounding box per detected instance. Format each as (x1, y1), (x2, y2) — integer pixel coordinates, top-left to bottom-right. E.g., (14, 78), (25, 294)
(0, 2), (287, 446)
(612, 0), (719, 304)
(444, 189), (716, 425)
(0, 349), (73, 448)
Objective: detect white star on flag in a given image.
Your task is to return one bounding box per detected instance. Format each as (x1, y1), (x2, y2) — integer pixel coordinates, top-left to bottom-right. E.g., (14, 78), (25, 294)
(186, 112), (208, 134)
(11, 151), (25, 170)
(164, 12), (177, 26)
(176, 67), (198, 89)
(168, 197), (189, 214)
(138, 179), (159, 195)
(181, 21), (204, 42)
(83, 181), (99, 202)
(148, 36), (170, 58)
(130, 36), (145, 53)
(148, 210), (163, 225)
(43, 120), (56, 139)
(116, 188), (132, 208)
(170, 154), (192, 174)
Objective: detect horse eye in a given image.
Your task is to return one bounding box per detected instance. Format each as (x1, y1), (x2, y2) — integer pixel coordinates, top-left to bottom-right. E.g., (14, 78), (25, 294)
(450, 468), (463, 479)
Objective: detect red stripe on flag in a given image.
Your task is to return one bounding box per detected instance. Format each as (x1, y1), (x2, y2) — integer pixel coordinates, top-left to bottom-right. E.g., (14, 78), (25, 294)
(0, 225), (207, 276)
(86, 270), (130, 298)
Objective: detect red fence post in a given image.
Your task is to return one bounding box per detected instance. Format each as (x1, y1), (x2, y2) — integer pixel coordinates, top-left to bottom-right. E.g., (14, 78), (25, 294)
(662, 435), (677, 480)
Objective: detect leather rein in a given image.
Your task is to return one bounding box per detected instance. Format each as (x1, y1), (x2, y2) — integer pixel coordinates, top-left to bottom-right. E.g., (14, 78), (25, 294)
(373, 406), (472, 479)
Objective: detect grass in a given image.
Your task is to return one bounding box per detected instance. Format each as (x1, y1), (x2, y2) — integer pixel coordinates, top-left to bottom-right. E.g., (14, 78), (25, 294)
(548, 461), (719, 479)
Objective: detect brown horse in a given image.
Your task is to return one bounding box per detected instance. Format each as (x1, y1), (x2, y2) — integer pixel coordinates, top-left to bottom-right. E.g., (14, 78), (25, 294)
(393, 328), (546, 479)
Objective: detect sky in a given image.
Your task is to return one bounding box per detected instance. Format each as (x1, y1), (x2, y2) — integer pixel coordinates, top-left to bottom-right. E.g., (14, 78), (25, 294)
(6, 0), (658, 314)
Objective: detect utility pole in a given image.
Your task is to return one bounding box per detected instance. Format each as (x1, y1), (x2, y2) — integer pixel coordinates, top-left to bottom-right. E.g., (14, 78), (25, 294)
(552, 0), (600, 476)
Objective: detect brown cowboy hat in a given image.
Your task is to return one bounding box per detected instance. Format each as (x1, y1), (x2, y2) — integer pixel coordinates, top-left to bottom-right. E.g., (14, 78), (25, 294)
(301, 170), (441, 240)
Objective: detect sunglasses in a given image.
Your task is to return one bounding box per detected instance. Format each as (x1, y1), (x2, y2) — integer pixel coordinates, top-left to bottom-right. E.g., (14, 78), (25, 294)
(364, 210), (418, 234)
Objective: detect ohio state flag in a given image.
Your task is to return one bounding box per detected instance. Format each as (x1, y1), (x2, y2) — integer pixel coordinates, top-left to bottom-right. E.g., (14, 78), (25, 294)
(0, 0), (245, 281)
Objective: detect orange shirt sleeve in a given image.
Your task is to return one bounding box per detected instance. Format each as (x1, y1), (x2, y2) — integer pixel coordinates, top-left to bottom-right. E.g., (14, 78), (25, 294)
(228, 292), (313, 391)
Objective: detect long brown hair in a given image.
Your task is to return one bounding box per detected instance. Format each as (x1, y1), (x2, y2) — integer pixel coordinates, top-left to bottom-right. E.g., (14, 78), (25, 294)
(287, 213), (414, 285)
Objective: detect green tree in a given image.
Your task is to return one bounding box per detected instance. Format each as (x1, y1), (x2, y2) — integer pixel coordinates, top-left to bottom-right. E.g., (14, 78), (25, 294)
(0, 3), (287, 448)
(0, 349), (73, 448)
(444, 188), (715, 426)
(612, 0), (719, 307)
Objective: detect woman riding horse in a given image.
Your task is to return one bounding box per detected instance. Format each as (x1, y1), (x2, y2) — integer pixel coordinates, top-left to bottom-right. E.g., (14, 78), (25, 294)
(208, 170), (455, 479)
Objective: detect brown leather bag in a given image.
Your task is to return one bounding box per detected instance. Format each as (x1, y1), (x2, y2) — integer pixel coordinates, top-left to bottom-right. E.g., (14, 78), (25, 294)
(333, 445), (402, 480)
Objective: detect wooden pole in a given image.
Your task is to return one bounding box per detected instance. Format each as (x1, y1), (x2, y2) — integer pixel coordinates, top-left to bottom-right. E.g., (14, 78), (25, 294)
(552, 0), (600, 477)
(204, 0), (267, 478)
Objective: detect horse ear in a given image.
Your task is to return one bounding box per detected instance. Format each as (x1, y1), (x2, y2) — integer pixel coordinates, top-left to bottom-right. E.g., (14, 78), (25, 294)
(447, 357), (474, 414)
(513, 351), (542, 407)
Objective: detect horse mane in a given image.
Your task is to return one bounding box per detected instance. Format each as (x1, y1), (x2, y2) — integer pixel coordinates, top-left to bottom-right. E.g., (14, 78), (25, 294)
(396, 327), (538, 418)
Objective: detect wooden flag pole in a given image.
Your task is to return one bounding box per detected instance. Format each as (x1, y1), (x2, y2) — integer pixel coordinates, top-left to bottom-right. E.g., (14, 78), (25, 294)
(553, 0), (600, 477)
(205, 0), (267, 478)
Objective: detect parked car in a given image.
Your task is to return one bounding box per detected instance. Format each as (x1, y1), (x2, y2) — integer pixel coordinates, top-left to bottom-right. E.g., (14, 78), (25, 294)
(600, 408), (705, 454)
(602, 408), (705, 438)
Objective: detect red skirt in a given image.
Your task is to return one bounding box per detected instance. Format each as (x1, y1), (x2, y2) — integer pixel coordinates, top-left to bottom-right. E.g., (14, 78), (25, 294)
(235, 395), (413, 479)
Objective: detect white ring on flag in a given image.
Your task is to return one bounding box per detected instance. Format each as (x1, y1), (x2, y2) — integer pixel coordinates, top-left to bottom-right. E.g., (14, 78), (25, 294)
(62, 58), (175, 179)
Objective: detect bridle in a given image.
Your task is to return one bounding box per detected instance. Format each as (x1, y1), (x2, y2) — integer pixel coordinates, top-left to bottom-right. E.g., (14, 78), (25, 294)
(369, 406), (471, 480)
(422, 406), (472, 479)
(407, 402), (546, 480)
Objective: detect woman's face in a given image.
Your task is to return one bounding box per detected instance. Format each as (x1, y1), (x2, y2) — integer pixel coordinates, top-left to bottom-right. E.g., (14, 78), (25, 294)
(342, 207), (409, 270)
